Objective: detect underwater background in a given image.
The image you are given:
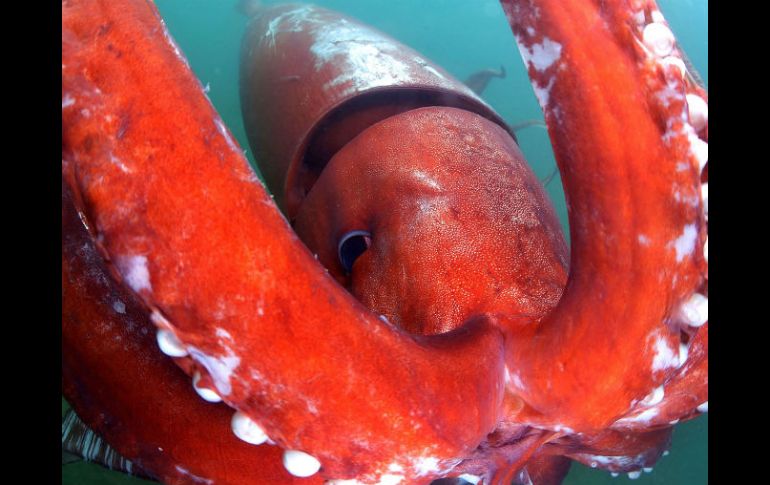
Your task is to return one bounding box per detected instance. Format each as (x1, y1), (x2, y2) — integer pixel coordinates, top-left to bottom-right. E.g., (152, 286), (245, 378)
(62, 0), (708, 483)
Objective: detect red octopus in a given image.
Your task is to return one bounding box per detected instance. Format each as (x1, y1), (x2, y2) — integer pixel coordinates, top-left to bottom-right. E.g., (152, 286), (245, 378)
(62, 0), (707, 483)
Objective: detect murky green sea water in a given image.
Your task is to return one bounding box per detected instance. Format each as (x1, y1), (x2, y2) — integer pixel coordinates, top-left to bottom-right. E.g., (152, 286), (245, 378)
(63, 0), (707, 483)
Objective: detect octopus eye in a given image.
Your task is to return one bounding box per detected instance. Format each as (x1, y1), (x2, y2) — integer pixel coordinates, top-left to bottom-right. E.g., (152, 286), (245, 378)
(338, 230), (372, 274)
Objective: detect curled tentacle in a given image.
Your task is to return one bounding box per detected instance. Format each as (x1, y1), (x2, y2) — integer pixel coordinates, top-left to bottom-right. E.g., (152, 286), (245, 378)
(63, 1), (509, 482)
(62, 181), (318, 484)
(498, 0), (708, 433)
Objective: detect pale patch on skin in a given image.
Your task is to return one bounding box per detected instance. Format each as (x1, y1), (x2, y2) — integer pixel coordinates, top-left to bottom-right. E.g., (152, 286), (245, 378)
(672, 187), (699, 207)
(262, 5), (317, 49)
(258, 2), (483, 115)
(215, 327), (234, 343)
(416, 198), (446, 216)
(418, 456), (461, 477)
(62, 94), (75, 108)
(112, 300), (126, 314)
(637, 234), (651, 246)
(650, 334), (678, 372)
(511, 32), (562, 112)
(655, 82), (685, 109)
(414, 456), (440, 475)
(660, 112), (690, 145)
(159, 19), (190, 67)
(109, 154), (131, 173)
(507, 369), (525, 391)
(661, 113), (704, 177)
(376, 474), (405, 485)
(310, 18), (395, 69)
(174, 465), (213, 484)
(188, 347), (241, 397)
(616, 406), (659, 425)
(639, 385), (665, 406)
(214, 118), (241, 155)
(115, 255), (152, 293)
(531, 77), (555, 111)
(420, 65), (446, 80)
(519, 38), (563, 72)
(300, 12), (476, 101)
(669, 224), (697, 263)
(312, 22), (414, 96)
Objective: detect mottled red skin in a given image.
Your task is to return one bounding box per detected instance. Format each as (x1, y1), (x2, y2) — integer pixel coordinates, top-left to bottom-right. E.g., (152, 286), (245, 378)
(293, 106), (568, 335)
(62, 0), (707, 484)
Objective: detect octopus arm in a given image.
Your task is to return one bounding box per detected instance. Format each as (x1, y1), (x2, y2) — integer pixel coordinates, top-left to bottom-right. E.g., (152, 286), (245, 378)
(498, 0), (708, 431)
(62, 0), (506, 481)
(63, 181), (318, 484)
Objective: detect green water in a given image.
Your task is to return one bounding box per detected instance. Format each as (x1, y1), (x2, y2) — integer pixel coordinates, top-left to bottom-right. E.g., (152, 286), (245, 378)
(63, 0), (708, 483)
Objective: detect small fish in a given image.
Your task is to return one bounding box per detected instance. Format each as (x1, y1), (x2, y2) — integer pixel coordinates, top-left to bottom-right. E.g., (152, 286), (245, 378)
(464, 65), (506, 95)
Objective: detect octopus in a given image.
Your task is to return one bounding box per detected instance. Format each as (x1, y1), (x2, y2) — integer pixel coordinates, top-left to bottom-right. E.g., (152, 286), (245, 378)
(62, 0), (708, 484)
